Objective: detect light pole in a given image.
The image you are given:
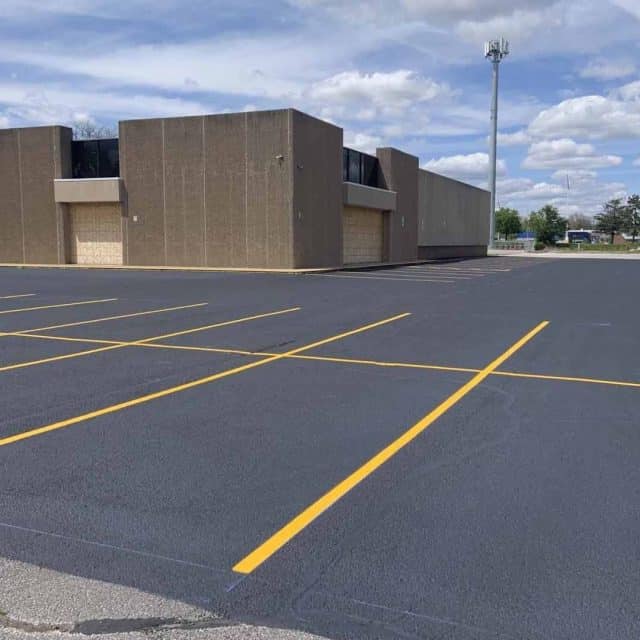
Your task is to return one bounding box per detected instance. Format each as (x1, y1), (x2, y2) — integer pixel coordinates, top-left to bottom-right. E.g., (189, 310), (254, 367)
(484, 37), (509, 248)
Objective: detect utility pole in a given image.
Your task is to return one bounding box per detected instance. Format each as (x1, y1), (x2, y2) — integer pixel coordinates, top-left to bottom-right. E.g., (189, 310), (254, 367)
(484, 38), (509, 248)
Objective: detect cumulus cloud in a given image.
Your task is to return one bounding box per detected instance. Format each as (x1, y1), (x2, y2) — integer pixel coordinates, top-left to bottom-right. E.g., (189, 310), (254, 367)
(344, 131), (384, 154)
(423, 153), (507, 180)
(551, 169), (598, 183)
(497, 130), (531, 146)
(580, 59), (636, 81)
(291, 0), (557, 25)
(528, 91), (640, 141)
(0, 81), (210, 127)
(498, 173), (627, 216)
(522, 139), (622, 170)
(308, 70), (451, 114)
(611, 0), (640, 19)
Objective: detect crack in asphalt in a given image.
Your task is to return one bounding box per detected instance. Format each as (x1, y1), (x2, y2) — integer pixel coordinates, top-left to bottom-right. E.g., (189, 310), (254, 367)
(1, 613), (235, 636)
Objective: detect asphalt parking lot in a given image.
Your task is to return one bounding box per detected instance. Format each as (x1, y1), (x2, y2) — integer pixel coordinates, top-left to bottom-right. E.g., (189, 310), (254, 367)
(0, 257), (639, 640)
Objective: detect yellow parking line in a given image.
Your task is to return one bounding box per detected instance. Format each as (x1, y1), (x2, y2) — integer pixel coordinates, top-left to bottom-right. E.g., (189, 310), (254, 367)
(493, 370), (640, 389)
(232, 320), (549, 574)
(15, 302), (208, 333)
(0, 344), (125, 372)
(0, 298), (117, 315)
(0, 307), (300, 373)
(0, 312), (410, 448)
(0, 294), (36, 300)
(5, 327), (639, 392)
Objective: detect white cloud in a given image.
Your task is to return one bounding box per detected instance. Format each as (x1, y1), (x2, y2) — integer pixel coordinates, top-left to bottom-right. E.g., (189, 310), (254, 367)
(423, 152), (507, 180)
(498, 177), (565, 201)
(0, 82), (210, 127)
(291, 0), (557, 25)
(497, 173), (627, 216)
(344, 131), (384, 153)
(580, 59), (636, 81)
(611, 0), (640, 20)
(523, 138), (622, 170)
(528, 92), (640, 141)
(551, 169), (598, 183)
(308, 70), (450, 113)
(633, 158), (640, 166)
(497, 129), (531, 146)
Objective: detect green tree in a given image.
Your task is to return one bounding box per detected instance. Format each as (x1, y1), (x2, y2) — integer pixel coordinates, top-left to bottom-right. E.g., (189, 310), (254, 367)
(567, 213), (593, 230)
(595, 198), (628, 244)
(495, 207), (522, 239)
(528, 205), (567, 245)
(625, 195), (640, 242)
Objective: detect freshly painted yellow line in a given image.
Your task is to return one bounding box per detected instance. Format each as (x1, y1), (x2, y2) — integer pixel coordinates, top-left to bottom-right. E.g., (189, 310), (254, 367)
(15, 302), (208, 334)
(4, 325), (639, 392)
(0, 312), (410, 448)
(232, 320), (549, 574)
(0, 344), (125, 372)
(0, 294), (36, 300)
(0, 307), (300, 372)
(311, 274), (456, 284)
(492, 370), (640, 389)
(0, 298), (117, 315)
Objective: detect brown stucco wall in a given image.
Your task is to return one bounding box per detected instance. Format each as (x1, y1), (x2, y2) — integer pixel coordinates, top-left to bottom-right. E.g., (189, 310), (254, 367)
(0, 126), (71, 264)
(376, 148), (419, 263)
(418, 170), (490, 256)
(120, 110), (296, 268)
(291, 110), (343, 269)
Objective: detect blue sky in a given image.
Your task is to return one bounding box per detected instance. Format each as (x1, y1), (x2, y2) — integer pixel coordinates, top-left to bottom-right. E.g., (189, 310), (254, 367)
(1, 0), (639, 217)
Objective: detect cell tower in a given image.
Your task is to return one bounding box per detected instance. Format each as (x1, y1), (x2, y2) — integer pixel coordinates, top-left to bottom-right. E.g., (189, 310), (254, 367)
(485, 37), (509, 248)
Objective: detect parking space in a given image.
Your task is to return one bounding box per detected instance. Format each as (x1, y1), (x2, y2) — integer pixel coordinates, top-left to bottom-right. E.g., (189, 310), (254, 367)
(1, 257), (639, 639)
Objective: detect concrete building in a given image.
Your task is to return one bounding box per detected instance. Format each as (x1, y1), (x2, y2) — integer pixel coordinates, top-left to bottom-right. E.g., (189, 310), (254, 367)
(0, 108), (489, 270)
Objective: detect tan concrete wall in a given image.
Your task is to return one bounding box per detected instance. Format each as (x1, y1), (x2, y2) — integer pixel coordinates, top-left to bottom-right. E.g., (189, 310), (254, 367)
(376, 148), (419, 263)
(418, 170), (490, 249)
(120, 110), (295, 268)
(54, 178), (123, 203)
(0, 126), (71, 264)
(343, 207), (384, 264)
(291, 110), (343, 269)
(343, 182), (396, 211)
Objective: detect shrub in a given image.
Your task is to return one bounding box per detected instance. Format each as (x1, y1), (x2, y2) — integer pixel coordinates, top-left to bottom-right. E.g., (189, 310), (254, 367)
(534, 241), (545, 251)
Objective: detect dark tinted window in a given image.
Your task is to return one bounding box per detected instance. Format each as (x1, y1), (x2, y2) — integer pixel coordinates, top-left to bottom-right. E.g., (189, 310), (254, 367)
(342, 147), (380, 188)
(72, 139), (119, 178)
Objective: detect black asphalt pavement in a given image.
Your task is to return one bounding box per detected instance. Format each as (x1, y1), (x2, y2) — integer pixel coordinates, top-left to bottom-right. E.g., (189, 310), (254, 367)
(0, 258), (638, 639)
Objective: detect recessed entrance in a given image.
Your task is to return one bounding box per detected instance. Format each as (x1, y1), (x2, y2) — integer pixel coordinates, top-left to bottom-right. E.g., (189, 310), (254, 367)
(68, 203), (123, 265)
(343, 207), (384, 265)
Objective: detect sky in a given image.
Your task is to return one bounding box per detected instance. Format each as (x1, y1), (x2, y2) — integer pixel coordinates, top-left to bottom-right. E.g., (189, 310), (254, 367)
(0, 0), (639, 218)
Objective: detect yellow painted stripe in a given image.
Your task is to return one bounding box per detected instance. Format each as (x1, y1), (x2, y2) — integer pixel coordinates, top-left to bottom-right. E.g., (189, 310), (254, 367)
(0, 294), (36, 300)
(5, 326), (639, 392)
(0, 313), (409, 448)
(0, 307), (300, 372)
(16, 302), (208, 333)
(493, 370), (640, 389)
(0, 298), (117, 315)
(0, 344), (124, 372)
(232, 320), (549, 574)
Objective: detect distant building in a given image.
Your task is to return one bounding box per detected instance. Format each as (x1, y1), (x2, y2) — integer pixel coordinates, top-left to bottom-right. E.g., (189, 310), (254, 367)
(0, 109), (489, 269)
